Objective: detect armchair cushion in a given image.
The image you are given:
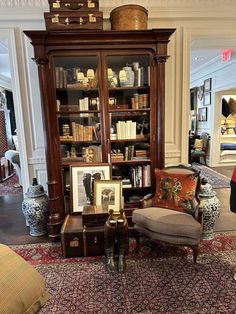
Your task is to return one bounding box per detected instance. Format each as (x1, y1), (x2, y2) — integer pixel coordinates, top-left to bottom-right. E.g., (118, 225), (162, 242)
(132, 207), (201, 241)
(132, 207), (201, 245)
(194, 138), (203, 151)
(153, 168), (199, 215)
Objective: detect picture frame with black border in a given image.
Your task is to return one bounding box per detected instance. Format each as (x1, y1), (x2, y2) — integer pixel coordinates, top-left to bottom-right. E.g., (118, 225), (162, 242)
(204, 92), (211, 106)
(94, 179), (122, 213)
(198, 107), (208, 122)
(204, 78), (212, 92)
(70, 164), (111, 213)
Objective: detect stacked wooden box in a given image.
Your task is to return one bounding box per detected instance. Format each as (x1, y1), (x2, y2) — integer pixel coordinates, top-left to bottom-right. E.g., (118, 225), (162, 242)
(44, 0), (103, 30)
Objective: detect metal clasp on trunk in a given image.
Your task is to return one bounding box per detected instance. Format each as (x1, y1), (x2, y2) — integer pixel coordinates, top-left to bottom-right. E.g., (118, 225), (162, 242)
(52, 14), (59, 23)
(52, 1), (60, 8)
(88, 14), (96, 23)
(87, 0), (95, 8)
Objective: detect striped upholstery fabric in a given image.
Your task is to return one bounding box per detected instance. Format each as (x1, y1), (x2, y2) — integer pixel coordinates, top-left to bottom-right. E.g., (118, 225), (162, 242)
(0, 244), (50, 314)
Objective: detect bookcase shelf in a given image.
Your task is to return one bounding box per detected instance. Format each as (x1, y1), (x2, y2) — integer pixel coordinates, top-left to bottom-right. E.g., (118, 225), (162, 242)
(109, 86), (149, 91)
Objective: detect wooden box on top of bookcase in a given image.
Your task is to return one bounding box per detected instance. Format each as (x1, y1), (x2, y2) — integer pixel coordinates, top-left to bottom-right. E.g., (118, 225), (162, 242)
(24, 28), (175, 241)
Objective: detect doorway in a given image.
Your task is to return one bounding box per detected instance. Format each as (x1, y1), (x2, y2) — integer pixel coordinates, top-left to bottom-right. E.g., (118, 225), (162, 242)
(0, 28), (29, 191)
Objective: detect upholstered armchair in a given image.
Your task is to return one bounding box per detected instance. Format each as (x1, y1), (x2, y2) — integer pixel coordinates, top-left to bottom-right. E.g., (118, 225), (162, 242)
(132, 165), (202, 263)
(190, 132), (210, 165)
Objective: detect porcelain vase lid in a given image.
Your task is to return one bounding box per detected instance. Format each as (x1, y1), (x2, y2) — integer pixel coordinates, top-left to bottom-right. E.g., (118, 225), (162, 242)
(199, 178), (216, 198)
(25, 178), (46, 198)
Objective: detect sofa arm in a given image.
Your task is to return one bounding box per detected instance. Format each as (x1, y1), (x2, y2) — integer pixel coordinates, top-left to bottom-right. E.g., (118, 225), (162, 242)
(140, 193), (154, 208)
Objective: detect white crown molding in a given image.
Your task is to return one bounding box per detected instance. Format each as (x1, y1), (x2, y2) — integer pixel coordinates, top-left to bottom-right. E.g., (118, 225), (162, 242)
(0, 0), (236, 8)
(0, 73), (11, 90)
(0, 0), (236, 20)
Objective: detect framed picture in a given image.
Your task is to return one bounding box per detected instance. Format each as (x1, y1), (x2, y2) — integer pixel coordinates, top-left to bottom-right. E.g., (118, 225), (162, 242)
(198, 107), (208, 121)
(204, 92), (211, 106)
(94, 180), (122, 213)
(70, 164), (110, 213)
(197, 85), (204, 101)
(190, 87), (198, 111)
(204, 78), (212, 92)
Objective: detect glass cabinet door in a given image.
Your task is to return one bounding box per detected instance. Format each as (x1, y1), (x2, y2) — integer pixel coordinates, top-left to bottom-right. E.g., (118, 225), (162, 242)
(53, 55), (102, 196)
(53, 55), (101, 163)
(106, 54), (152, 206)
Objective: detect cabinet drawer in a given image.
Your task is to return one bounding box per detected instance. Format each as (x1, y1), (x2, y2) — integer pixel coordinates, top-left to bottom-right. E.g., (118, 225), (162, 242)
(48, 0), (99, 12)
(44, 11), (103, 30)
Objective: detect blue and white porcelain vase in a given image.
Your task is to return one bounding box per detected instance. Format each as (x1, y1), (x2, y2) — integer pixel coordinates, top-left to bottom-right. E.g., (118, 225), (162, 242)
(22, 178), (49, 236)
(199, 178), (221, 240)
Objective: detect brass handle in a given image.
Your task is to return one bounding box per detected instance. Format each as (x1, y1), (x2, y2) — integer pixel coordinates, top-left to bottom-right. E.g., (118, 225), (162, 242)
(65, 3), (84, 10)
(62, 17), (87, 25)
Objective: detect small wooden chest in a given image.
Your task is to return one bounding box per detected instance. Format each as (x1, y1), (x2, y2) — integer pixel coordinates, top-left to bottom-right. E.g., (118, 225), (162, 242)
(82, 205), (109, 226)
(61, 214), (84, 257)
(61, 214), (105, 258)
(44, 11), (103, 30)
(48, 0), (99, 12)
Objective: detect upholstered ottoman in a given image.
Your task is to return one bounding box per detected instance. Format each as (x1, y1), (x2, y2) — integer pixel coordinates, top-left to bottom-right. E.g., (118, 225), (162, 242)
(0, 244), (50, 314)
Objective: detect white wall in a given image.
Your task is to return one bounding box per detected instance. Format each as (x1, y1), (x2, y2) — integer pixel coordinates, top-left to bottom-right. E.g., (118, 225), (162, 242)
(0, 0), (236, 190)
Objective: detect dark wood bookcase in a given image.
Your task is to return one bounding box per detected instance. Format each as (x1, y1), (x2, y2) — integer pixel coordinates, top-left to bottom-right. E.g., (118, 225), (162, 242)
(24, 29), (175, 241)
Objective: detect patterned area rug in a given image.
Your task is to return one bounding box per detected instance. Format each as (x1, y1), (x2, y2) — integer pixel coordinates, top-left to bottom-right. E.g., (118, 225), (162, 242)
(0, 174), (22, 196)
(11, 232), (236, 314)
(192, 163), (231, 189)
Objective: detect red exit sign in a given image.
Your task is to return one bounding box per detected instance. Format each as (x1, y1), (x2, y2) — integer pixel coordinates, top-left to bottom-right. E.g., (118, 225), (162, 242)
(222, 49), (233, 62)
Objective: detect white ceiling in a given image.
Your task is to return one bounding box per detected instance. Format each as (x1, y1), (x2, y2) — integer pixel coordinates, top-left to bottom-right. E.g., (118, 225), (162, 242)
(190, 38), (236, 72)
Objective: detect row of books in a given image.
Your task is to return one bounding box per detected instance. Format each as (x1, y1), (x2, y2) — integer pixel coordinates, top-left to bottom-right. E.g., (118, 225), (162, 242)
(128, 165), (151, 188)
(116, 120), (137, 139)
(131, 93), (149, 109)
(133, 66), (150, 87)
(71, 123), (96, 141)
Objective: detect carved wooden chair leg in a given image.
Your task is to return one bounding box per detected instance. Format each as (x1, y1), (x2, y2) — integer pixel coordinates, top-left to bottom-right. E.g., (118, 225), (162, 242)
(191, 245), (198, 263)
(133, 230), (140, 253)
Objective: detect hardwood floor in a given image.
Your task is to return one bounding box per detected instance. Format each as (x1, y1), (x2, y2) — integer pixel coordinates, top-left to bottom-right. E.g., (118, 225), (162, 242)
(0, 165), (235, 245)
(0, 194), (49, 245)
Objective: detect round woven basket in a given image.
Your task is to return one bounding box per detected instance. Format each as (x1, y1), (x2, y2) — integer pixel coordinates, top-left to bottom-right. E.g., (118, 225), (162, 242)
(110, 5), (148, 31)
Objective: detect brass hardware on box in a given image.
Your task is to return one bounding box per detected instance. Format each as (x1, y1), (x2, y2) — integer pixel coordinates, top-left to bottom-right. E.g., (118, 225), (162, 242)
(87, 0), (95, 8)
(79, 17), (83, 25)
(65, 3), (70, 6)
(70, 238), (79, 247)
(52, 14), (59, 23)
(65, 17), (69, 25)
(52, 1), (60, 8)
(88, 14), (96, 23)
(94, 236), (98, 244)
